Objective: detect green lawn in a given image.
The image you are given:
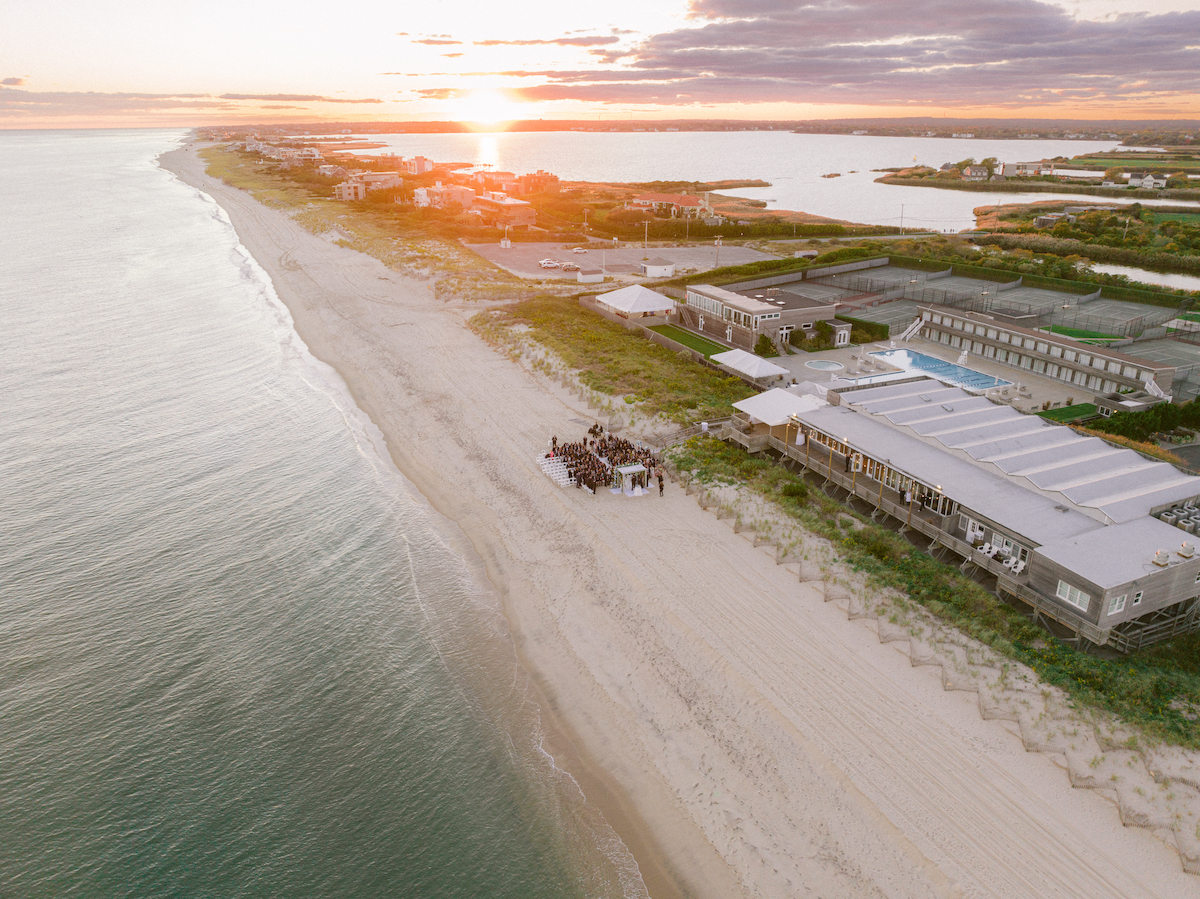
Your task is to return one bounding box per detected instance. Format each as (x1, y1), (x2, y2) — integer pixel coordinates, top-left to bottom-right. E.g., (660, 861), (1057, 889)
(1037, 403), (1098, 422)
(1045, 325), (1120, 341)
(649, 324), (730, 358)
(1150, 211), (1200, 225)
(1180, 312), (1200, 323)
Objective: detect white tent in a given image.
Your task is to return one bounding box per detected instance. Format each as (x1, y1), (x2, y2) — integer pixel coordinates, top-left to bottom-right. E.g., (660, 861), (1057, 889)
(711, 348), (790, 380)
(594, 285), (675, 316)
(732, 388), (826, 427)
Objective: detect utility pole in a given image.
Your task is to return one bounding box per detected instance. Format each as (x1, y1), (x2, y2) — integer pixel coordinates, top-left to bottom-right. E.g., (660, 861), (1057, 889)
(900, 204), (905, 235)
(644, 220), (649, 249)
(715, 236), (722, 269)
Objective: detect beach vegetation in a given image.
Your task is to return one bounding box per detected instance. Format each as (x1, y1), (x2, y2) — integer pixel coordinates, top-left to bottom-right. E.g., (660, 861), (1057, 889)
(668, 434), (1200, 749)
(469, 296), (754, 423)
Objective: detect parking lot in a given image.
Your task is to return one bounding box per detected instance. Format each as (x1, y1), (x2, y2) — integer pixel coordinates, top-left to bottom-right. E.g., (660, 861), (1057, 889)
(465, 241), (777, 281)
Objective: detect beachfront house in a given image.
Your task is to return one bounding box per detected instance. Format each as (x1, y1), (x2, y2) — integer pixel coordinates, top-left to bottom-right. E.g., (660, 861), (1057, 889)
(413, 182), (476, 209)
(332, 181), (367, 201)
(680, 283), (848, 352)
(627, 192), (712, 219)
(472, 191), (536, 228)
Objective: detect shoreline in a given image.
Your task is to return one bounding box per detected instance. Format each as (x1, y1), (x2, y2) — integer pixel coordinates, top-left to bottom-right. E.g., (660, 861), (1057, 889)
(162, 140), (1198, 898)
(160, 143), (701, 899)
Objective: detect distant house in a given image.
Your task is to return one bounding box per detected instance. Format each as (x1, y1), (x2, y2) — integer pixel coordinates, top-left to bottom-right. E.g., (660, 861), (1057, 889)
(576, 267), (604, 284)
(413, 182), (475, 209)
(332, 181), (367, 201)
(358, 172), (402, 191)
(962, 165), (990, 181)
(627, 192), (712, 218)
(639, 257), (676, 278)
(298, 147), (323, 160)
(472, 191), (536, 228)
(517, 170), (560, 194)
(1127, 172), (1166, 189)
(317, 164), (348, 178)
(1034, 212), (1077, 228)
(404, 156), (434, 175)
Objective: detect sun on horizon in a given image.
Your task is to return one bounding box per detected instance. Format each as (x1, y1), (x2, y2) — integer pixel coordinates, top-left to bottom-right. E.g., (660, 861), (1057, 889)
(451, 89), (525, 126)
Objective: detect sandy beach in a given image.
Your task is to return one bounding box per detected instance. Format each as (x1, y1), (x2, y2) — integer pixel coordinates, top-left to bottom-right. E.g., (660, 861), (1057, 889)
(162, 143), (1200, 899)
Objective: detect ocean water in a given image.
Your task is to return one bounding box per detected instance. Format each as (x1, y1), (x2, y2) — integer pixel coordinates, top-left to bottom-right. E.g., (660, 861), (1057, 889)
(348, 130), (1200, 230)
(0, 130), (641, 899)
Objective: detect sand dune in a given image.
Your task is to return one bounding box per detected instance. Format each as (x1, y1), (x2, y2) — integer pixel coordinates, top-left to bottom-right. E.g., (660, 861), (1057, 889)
(162, 144), (1199, 899)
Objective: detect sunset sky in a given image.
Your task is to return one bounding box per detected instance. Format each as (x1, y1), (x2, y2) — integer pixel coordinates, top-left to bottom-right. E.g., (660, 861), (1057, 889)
(3, 0), (1200, 127)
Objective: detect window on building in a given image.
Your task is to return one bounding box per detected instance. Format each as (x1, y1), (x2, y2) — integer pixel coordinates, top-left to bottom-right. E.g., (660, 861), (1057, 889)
(1133, 591), (1143, 605)
(1050, 346), (1063, 358)
(999, 333), (1011, 344)
(1036, 342), (1049, 354)
(1108, 594), (1127, 615)
(986, 328), (998, 339)
(931, 314), (942, 324)
(1079, 353), (1091, 366)
(1056, 580), (1091, 612)
(1064, 350), (1077, 362)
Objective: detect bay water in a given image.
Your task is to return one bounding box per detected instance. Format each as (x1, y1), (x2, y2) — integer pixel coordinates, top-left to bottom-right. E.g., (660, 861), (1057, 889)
(0, 130), (641, 899)
(354, 130), (1198, 231)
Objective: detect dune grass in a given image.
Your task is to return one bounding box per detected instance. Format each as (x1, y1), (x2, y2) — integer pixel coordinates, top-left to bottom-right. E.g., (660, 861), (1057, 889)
(474, 295), (753, 423)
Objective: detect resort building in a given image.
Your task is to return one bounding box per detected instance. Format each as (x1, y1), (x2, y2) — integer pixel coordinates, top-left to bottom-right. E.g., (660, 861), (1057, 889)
(679, 283), (849, 352)
(752, 377), (1200, 650)
(915, 306), (1179, 396)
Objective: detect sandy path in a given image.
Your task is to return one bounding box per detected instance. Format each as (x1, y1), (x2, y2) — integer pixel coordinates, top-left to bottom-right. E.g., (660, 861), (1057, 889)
(163, 145), (1198, 899)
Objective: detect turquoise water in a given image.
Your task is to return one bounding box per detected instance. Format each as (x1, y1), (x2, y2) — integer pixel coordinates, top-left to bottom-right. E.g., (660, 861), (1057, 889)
(871, 348), (1011, 392)
(0, 130), (639, 899)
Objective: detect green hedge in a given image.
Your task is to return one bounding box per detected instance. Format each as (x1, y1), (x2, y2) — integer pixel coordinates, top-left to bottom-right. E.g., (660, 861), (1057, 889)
(835, 314), (889, 340)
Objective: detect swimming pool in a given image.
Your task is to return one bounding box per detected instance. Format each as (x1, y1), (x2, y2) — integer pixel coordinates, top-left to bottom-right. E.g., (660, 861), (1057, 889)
(805, 359), (844, 371)
(871, 349), (1011, 392)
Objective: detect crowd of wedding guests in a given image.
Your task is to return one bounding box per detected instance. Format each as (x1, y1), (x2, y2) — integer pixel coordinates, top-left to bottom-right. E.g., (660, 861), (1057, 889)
(546, 423), (665, 495)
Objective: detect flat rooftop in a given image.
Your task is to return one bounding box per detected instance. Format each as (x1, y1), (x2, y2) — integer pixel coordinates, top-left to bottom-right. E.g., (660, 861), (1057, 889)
(832, 378), (1200, 525)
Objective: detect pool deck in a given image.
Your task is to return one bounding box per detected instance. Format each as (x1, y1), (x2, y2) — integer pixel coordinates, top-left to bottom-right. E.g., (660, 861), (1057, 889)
(769, 337), (1095, 413)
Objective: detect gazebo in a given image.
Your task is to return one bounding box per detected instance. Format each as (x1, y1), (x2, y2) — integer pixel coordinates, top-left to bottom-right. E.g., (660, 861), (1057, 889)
(593, 285), (676, 319)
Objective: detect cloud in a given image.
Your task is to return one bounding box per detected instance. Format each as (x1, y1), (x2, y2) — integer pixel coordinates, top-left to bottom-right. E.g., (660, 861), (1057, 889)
(413, 38), (462, 45)
(2, 77), (26, 86)
(416, 88), (467, 100)
(0, 88), (385, 118)
(474, 35), (621, 47)
(218, 93), (382, 103)
(0, 89), (236, 116)
(497, 1), (1200, 108)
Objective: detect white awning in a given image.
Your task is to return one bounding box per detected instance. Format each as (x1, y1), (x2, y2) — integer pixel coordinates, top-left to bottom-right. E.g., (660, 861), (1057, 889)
(711, 348), (790, 380)
(733, 388), (827, 427)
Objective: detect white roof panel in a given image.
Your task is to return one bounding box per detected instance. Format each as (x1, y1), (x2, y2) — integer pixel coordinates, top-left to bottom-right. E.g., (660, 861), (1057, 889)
(839, 383), (1200, 523)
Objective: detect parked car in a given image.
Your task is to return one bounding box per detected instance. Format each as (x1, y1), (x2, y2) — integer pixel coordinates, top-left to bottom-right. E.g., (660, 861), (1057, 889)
(539, 259), (561, 269)
(562, 263), (580, 272)
(571, 247), (588, 254)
